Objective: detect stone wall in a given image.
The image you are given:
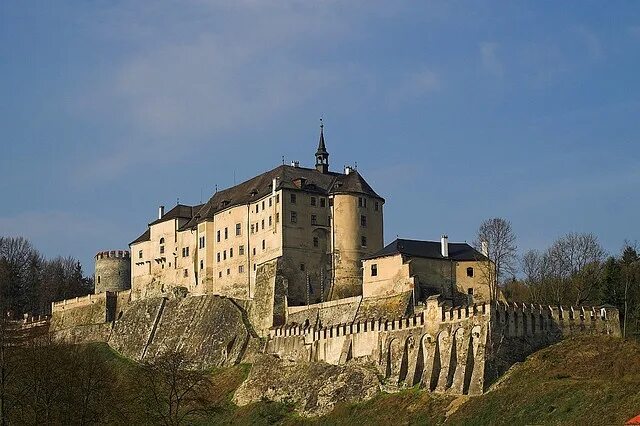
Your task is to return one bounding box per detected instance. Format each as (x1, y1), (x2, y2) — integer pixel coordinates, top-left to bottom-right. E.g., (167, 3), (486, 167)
(265, 299), (621, 395)
(50, 292), (114, 330)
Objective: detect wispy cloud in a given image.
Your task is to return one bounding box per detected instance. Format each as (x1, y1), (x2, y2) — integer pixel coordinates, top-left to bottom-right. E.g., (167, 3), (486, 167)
(387, 68), (441, 107)
(479, 41), (504, 77)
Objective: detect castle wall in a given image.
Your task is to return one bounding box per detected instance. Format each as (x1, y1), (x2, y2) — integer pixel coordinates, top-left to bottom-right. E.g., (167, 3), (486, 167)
(330, 193), (383, 300)
(50, 292), (113, 330)
(362, 254), (414, 298)
(265, 299), (621, 395)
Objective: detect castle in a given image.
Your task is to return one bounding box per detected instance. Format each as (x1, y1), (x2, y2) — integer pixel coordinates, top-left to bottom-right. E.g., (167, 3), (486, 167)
(49, 124), (621, 398)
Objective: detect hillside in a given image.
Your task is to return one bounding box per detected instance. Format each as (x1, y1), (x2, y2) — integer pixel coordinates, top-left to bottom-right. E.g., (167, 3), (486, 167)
(3, 336), (639, 425)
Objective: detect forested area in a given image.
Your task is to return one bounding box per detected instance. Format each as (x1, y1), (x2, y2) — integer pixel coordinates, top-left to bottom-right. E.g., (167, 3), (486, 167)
(0, 237), (93, 317)
(476, 218), (640, 339)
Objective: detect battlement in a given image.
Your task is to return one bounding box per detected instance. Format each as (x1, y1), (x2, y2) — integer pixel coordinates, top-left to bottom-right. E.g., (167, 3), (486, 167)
(51, 292), (109, 313)
(492, 301), (618, 322)
(96, 250), (130, 260)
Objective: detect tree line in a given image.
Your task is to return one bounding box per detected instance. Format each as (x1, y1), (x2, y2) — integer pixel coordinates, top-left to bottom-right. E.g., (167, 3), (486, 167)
(475, 218), (640, 339)
(0, 237), (93, 318)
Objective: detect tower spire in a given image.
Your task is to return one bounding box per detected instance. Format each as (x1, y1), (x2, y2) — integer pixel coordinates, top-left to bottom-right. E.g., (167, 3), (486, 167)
(315, 118), (329, 173)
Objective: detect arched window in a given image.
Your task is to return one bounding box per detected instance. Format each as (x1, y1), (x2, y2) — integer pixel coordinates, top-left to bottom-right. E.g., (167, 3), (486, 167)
(159, 237), (165, 255)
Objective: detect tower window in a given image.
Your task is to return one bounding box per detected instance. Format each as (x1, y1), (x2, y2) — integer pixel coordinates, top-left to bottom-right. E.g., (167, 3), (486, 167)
(227, 268), (230, 275)
(269, 198), (272, 207)
(217, 230), (220, 242)
(300, 263), (305, 271)
(236, 223), (241, 236)
(200, 260), (203, 270)
(276, 194), (280, 203)
(199, 236), (205, 248)
(160, 245), (165, 255)
(359, 197), (367, 208)
(239, 245), (245, 255)
(467, 267), (474, 277)
(217, 253), (220, 262)
(290, 211), (297, 223)
(223, 250), (226, 260)
(375, 201), (379, 211)
(219, 271), (222, 278)
(97, 276), (101, 284)
(361, 236), (367, 247)
(262, 240), (266, 250)
(371, 264), (378, 277)
(183, 269), (188, 277)
(262, 200), (265, 210)
(290, 193), (297, 204)
(360, 215), (367, 227)
(269, 216), (272, 227)
(253, 247), (256, 256)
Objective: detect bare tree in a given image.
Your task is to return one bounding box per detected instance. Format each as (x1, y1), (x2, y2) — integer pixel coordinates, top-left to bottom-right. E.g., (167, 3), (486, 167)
(137, 350), (213, 426)
(474, 218), (518, 301)
(546, 232), (605, 305)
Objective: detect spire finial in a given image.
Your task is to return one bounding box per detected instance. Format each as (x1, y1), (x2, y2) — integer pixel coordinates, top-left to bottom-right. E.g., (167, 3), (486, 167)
(315, 117), (329, 173)
(320, 117), (324, 130)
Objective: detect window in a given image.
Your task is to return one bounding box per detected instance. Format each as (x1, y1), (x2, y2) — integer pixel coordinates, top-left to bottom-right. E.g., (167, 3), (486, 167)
(275, 213), (280, 223)
(359, 197), (366, 208)
(223, 250), (226, 260)
(253, 263), (257, 271)
(224, 227), (228, 239)
(290, 193), (297, 204)
(261, 219), (264, 230)
(311, 196), (316, 206)
(159, 237), (165, 254)
(236, 223), (241, 236)
(227, 268), (230, 275)
(182, 247), (189, 257)
(262, 240), (265, 250)
(251, 224), (255, 234)
(200, 260), (204, 270)
(252, 247), (256, 256)
(269, 216), (272, 227)
(160, 245), (165, 255)
(329, 198), (334, 206)
(239, 265), (244, 273)
(371, 264), (378, 277)
(217, 230), (221, 242)
(467, 267), (474, 278)
(269, 198), (272, 207)
(290, 211), (297, 223)
(361, 215), (367, 227)
(199, 236), (205, 248)
(160, 237), (165, 244)
(374, 201), (379, 211)
(138, 250), (143, 259)
(313, 237), (319, 247)
(320, 198), (326, 207)
(183, 269), (188, 277)
(97, 276), (100, 284)
(328, 215), (331, 225)
(262, 200), (265, 210)
(311, 214), (317, 225)
(468, 288), (474, 295)
(276, 194), (280, 203)
(217, 253), (221, 262)
(229, 248), (233, 258)
(361, 236), (367, 247)
(219, 271), (222, 278)
(300, 263), (305, 271)
(239, 245), (245, 255)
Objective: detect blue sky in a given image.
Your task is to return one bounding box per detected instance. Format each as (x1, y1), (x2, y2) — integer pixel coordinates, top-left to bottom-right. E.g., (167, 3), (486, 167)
(1, 1), (639, 274)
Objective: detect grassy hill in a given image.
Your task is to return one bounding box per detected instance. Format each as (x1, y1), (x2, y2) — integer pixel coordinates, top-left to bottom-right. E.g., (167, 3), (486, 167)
(4, 335), (640, 425)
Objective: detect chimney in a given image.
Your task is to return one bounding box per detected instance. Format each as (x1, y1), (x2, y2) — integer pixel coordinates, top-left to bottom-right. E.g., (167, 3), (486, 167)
(344, 165), (353, 175)
(272, 178), (278, 196)
(158, 205), (165, 220)
(481, 240), (489, 257)
(290, 161), (300, 168)
(441, 234), (449, 258)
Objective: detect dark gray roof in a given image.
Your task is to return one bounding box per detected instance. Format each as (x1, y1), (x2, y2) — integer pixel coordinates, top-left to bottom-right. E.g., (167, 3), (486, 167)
(130, 229), (150, 246)
(149, 204), (203, 227)
(181, 165), (383, 229)
(365, 238), (488, 261)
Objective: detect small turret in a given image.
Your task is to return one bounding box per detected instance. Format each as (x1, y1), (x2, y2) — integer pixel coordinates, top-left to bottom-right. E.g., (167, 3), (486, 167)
(315, 119), (329, 174)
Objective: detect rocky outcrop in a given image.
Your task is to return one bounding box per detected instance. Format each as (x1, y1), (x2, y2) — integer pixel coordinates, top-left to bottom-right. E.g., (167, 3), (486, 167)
(233, 354), (381, 417)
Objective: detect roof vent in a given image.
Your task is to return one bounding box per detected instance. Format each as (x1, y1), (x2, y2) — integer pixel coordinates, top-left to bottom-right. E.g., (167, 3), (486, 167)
(291, 161), (300, 168)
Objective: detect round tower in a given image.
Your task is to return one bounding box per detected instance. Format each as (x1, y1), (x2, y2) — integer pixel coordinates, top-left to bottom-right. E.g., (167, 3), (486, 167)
(94, 250), (131, 294)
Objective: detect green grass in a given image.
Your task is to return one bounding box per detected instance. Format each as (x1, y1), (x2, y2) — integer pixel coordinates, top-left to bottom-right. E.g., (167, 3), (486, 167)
(7, 336), (640, 425)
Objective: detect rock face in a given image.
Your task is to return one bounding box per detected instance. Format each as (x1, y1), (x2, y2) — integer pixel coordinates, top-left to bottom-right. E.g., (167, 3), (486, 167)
(233, 354), (381, 417)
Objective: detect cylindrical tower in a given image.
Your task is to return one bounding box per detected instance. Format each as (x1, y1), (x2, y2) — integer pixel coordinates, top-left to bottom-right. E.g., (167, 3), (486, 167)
(330, 192), (384, 299)
(95, 250), (131, 294)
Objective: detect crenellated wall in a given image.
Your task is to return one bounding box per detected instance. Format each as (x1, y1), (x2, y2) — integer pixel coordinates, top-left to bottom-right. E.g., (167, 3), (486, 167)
(265, 298), (621, 395)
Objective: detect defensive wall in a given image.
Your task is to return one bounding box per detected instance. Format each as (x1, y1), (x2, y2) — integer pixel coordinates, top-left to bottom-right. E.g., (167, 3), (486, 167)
(266, 298), (621, 395)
